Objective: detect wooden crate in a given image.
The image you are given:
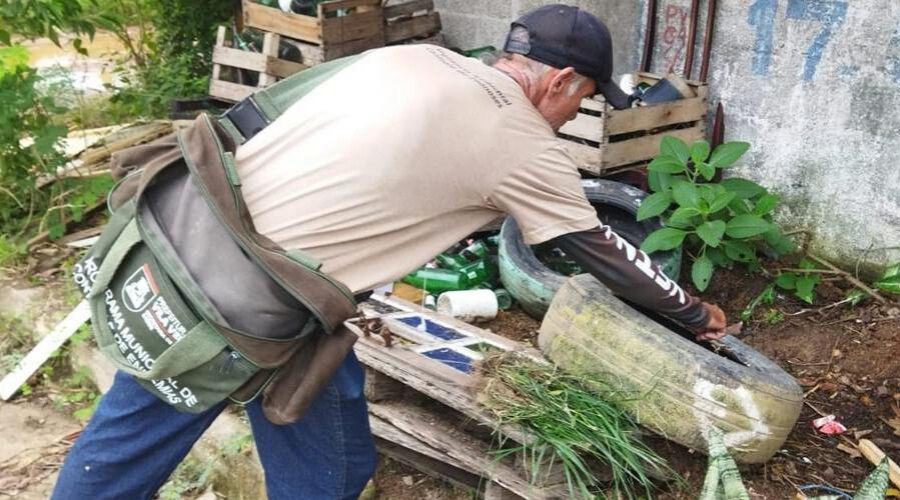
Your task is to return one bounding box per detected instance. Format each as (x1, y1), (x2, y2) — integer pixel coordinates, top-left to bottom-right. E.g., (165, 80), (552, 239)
(242, 0), (385, 64)
(383, 0), (442, 45)
(558, 72), (708, 175)
(209, 25), (308, 102)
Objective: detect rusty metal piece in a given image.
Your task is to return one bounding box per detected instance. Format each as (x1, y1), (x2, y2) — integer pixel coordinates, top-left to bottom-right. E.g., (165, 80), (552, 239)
(640, 0), (658, 72)
(378, 325), (393, 348)
(699, 0), (717, 82)
(683, 0), (700, 78)
(711, 102), (725, 182)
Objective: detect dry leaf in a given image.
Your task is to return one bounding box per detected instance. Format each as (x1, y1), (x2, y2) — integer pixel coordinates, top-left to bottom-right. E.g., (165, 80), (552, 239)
(836, 443), (861, 459)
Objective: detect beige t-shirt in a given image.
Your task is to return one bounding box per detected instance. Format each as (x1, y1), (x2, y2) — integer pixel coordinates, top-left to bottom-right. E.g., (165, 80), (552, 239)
(235, 45), (598, 293)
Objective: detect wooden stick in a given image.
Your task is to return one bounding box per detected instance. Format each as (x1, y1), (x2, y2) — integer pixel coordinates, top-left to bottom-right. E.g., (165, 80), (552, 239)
(683, 0), (700, 78)
(806, 253), (888, 304)
(0, 300), (91, 400)
(858, 439), (900, 489)
(640, 0), (658, 72)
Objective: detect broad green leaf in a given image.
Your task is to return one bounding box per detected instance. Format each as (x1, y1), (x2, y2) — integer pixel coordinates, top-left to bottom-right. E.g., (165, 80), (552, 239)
(707, 247), (732, 268)
(669, 206), (701, 221)
(696, 220), (726, 247)
(775, 272), (797, 290)
(764, 227), (796, 255)
(721, 178), (766, 199)
(692, 254), (714, 291)
(874, 263), (900, 294)
(33, 125), (68, 155)
(728, 197), (751, 214)
(722, 240), (756, 263)
(640, 227), (688, 254)
(0, 30), (11, 47)
(648, 155), (685, 174)
(636, 191), (673, 221)
(709, 141), (750, 169)
(690, 140), (711, 165)
(697, 184), (720, 204)
(697, 162), (716, 181)
(647, 171), (673, 193)
(661, 136), (691, 164)
(708, 192), (736, 214)
(753, 193), (780, 216)
(725, 214), (771, 238)
(672, 181), (699, 208)
(795, 274), (820, 304)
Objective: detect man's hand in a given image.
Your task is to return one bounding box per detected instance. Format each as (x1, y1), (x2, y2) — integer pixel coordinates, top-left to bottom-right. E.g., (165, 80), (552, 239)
(694, 303), (730, 342)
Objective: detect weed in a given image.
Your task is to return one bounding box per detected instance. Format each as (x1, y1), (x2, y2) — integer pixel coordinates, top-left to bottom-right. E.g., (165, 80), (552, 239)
(158, 455), (216, 500)
(762, 308), (784, 325)
(480, 355), (674, 499)
(638, 137), (795, 291)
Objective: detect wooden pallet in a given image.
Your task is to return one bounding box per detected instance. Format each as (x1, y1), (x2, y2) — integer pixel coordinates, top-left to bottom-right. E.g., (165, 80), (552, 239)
(209, 25), (308, 102)
(242, 0), (385, 65)
(349, 295), (580, 499)
(558, 72), (708, 176)
(383, 0), (442, 45)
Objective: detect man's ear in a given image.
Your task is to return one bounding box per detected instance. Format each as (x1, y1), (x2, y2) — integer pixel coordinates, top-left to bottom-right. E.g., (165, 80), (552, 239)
(548, 67), (577, 95)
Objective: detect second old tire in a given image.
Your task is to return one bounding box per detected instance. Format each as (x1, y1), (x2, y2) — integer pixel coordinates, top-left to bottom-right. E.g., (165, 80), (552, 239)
(539, 274), (803, 464)
(499, 179), (682, 319)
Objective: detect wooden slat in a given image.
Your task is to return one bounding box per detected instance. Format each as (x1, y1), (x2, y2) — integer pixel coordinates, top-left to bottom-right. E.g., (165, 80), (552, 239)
(212, 46), (269, 73)
(266, 56), (307, 78)
(602, 124), (706, 168)
(606, 96), (707, 135)
(209, 79), (257, 103)
(560, 141), (604, 174)
(257, 32), (280, 87)
(369, 402), (556, 499)
(558, 112), (604, 143)
(242, 0), (321, 44)
(385, 11), (441, 44)
(319, 0), (381, 14)
(322, 34), (385, 59)
(372, 434), (483, 492)
(211, 26), (227, 82)
(321, 8), (383, 44)
(384, 0), (434, 19)
(0, 301), (90, 400)
(579, 97), (606, 113)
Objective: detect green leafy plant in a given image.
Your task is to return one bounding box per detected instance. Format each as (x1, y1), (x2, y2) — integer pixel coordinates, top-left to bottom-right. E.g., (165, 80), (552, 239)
(873, 263), (900, 295)
(772, 258), (822, 304)
(637, 137), (795, 291)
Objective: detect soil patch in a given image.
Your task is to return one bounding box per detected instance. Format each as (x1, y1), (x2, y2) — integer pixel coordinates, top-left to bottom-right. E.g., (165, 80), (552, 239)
(482, 264), (899, 498)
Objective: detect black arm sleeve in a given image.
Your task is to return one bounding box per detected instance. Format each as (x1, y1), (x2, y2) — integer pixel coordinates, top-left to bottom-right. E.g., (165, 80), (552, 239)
(548, 226), (709, 330)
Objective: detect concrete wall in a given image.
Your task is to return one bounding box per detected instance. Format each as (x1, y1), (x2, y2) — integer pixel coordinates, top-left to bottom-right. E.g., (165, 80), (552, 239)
(434, 0), (900, 274)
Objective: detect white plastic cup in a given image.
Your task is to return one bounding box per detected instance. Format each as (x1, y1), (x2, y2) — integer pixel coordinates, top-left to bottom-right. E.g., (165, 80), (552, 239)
(436, 289), (498, 322)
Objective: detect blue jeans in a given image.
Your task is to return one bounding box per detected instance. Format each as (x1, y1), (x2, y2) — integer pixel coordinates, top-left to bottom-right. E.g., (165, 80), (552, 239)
(52, 352), (377, 500)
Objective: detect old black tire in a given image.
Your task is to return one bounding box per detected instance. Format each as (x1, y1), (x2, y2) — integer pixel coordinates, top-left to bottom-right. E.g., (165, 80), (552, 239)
(539, 274), (803, 464)
(498, 179), (682, 319)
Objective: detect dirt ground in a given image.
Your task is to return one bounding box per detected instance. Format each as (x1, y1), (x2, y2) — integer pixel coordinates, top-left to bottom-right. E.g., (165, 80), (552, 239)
(1, 249), (897, 498)
(377, 263), (900, 499)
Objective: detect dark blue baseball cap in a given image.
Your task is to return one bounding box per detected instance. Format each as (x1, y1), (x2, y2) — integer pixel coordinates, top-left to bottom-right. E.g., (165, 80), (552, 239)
(503, 4), (630, 109)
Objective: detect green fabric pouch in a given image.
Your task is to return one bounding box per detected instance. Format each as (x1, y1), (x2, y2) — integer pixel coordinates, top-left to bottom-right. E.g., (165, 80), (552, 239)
(73, 200), (261, 413)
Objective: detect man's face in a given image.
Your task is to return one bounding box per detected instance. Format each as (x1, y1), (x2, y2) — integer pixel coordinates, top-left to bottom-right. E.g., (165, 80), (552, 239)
(535, 70), (596, 132)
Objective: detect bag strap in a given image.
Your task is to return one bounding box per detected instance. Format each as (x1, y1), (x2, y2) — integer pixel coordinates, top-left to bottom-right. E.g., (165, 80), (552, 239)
(219, 53), (364, 144)
(177, 115), (358, 335)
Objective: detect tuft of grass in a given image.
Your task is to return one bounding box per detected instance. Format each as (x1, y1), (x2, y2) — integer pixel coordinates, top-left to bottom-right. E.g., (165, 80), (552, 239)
(479, 354), (676, 499)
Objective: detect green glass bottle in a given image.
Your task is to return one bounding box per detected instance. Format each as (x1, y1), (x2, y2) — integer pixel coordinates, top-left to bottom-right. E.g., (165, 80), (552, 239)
(493, 289), (513, 310)
(435, 253), (468, 271)
(458, 260), (490, 288)
(460, 240), (489, 261)
(402, 268), (469, 294)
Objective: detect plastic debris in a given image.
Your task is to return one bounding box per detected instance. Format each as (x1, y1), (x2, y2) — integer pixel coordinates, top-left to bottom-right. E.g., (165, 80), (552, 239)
(813, 415), (847, 435)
